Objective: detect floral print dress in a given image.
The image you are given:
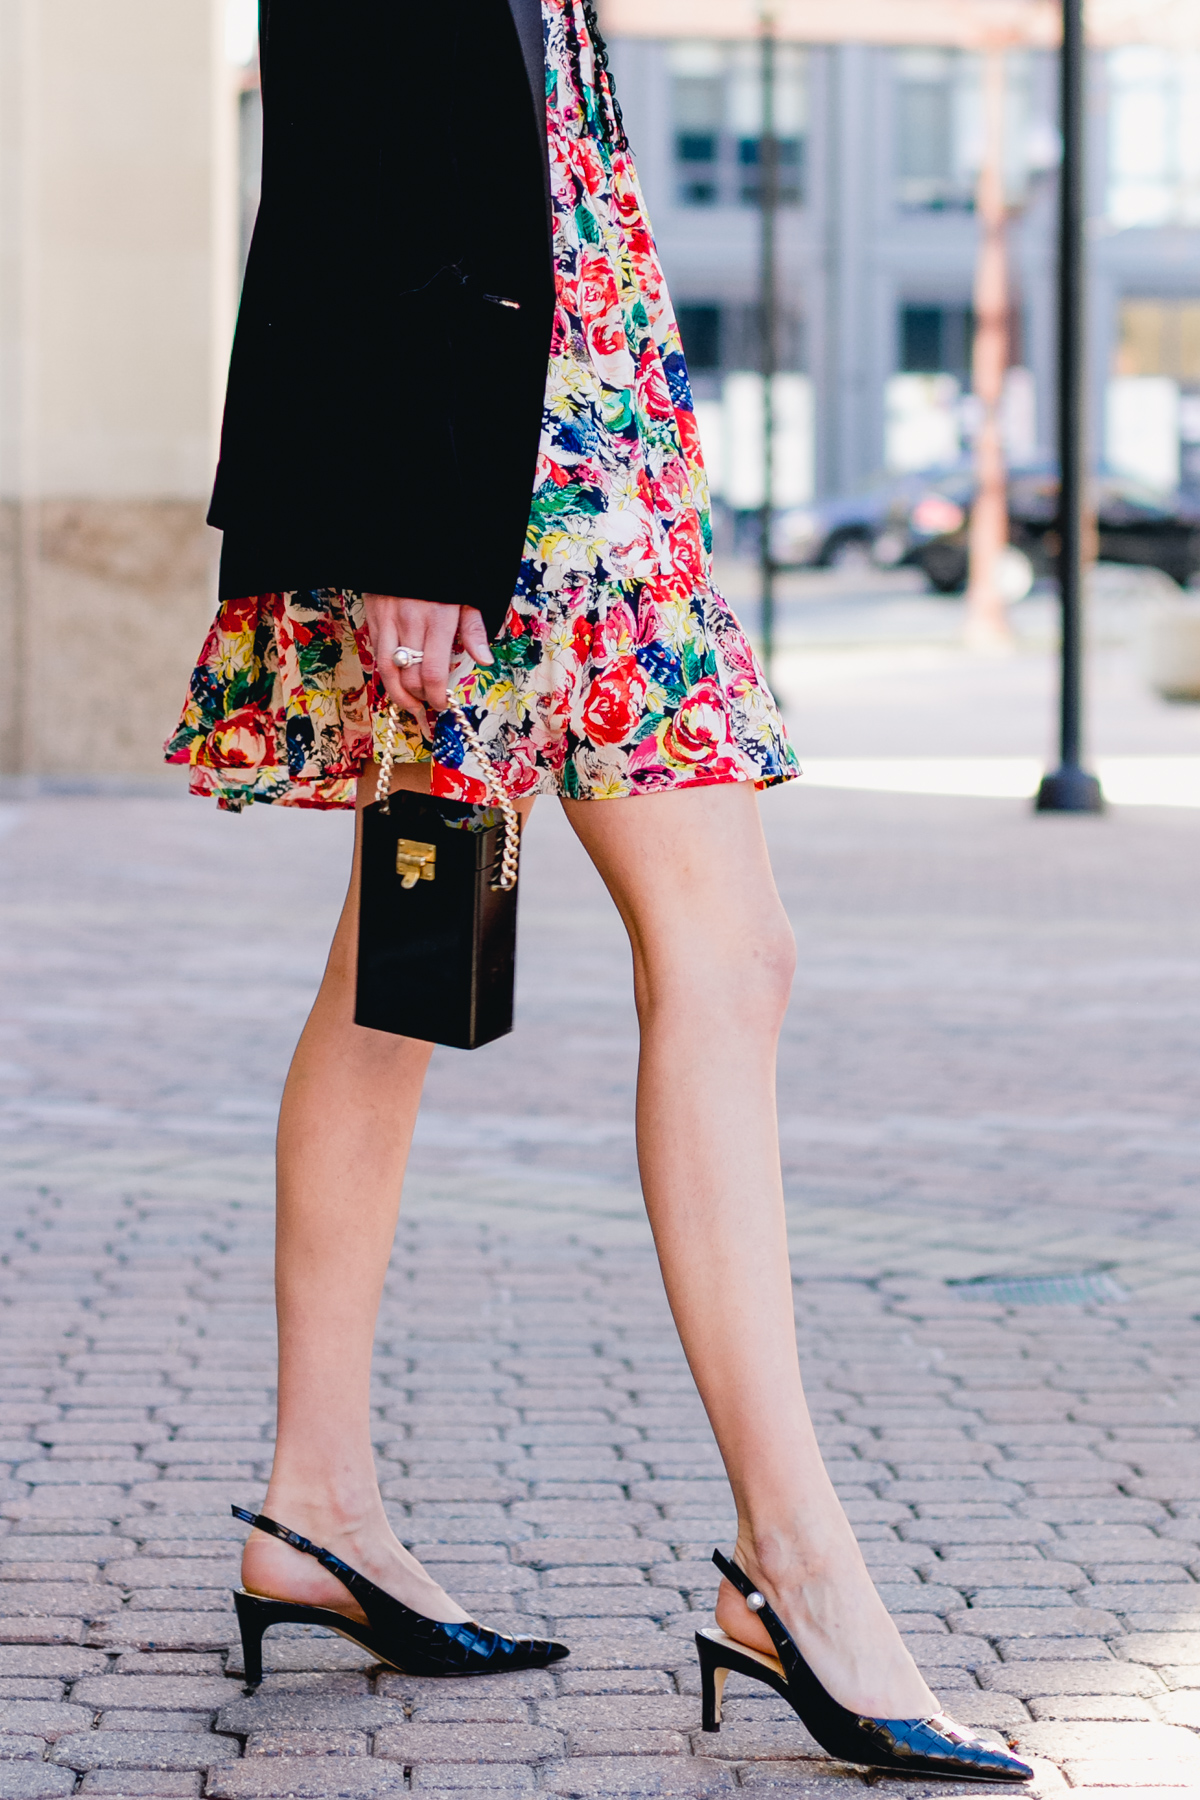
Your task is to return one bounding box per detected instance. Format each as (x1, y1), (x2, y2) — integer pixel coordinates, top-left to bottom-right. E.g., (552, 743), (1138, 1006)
(166, 0), (800, 809)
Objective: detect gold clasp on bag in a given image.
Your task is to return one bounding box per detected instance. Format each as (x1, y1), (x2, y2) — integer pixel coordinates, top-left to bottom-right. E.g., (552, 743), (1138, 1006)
(395, 839), (436, 888)
(375, 702), (519, 892)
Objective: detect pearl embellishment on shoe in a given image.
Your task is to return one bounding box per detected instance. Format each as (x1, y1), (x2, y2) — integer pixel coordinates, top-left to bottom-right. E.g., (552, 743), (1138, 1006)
(747, 1591), (766, 1610)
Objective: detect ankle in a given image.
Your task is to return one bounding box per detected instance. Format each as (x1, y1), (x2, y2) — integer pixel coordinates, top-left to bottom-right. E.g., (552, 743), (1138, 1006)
(734, 1510), (856, 1593)
(260, 1482), (387, 1542)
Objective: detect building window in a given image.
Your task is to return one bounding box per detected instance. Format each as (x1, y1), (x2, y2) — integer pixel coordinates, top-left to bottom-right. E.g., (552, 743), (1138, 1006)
(1115, 300), (1200, 382)
(677, 305), (722, 372)
(895, 51), (977, 210)
(673, 302), (804, 382)
(1109, 298), (1200, 489)
(893, 50), (1040, 213)
(1107, 49), (1200, 229)
(669, 42), (807, 210)
(900, 305), (974, 383)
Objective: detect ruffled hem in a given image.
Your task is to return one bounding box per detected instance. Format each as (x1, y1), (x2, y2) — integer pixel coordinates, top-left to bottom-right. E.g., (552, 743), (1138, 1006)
(172, 759), (361, 812)
(164, 581), (801, 810)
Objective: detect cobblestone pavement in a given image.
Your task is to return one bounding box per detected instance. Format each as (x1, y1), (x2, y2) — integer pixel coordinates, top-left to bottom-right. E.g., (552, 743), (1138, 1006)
(3, 769), (1200, 1798)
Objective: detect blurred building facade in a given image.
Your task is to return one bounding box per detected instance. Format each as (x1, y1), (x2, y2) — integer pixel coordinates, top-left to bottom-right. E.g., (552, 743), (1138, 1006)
(608, 34), (1200, 512)
(1, 4), (1197, 775)
(0, 0), (235, 779)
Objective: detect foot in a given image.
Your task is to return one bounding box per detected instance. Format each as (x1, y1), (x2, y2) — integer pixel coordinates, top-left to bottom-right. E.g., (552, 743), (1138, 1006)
(240, 1499), (473, 1628)
(714, 1525), (938, 1720)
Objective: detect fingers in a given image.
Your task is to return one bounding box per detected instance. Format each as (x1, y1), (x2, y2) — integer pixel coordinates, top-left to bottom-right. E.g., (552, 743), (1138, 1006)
(458, 607), (494, 667)
(409, 602), (458, 714)
(362, 594), (423, 716)
(362, 594), (495, 717)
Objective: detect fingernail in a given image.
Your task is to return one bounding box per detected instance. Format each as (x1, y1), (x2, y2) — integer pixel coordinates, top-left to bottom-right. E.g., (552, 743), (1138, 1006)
(478, 649), (494, 665)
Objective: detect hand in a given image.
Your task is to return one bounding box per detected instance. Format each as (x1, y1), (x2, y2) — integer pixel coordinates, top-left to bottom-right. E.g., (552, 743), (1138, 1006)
(363, 596), (493, 718)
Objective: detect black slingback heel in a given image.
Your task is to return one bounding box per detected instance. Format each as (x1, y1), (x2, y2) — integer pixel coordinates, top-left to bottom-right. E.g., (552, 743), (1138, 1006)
(698, 1550), (1033, 1784)
(230, 1507), (568, 1690)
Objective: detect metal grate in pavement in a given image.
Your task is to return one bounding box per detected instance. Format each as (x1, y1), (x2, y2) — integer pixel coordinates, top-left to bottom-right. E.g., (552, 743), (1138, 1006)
(949, 1270), (1128, 1305)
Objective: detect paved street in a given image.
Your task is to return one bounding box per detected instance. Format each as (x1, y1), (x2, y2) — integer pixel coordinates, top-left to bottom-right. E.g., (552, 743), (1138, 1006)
(3, 618), (1200, 1797)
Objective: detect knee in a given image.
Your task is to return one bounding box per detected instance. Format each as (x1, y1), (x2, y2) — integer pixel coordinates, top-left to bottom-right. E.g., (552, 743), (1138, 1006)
(637, 898), (795, 1034)
(740, 903), (797, 1029)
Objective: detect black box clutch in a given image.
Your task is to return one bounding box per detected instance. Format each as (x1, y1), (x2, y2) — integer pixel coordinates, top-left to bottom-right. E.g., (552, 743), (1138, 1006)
(354, 705), (521, 1051)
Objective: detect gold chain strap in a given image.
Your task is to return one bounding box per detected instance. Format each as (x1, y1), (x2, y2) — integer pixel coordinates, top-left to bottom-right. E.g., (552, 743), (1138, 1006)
(375, 702), (520, 893)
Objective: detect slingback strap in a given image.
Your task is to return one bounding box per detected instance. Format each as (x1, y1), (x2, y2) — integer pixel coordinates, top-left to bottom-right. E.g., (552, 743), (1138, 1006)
(712, 1547), (810, 1683)
(712, 1547), (756, 1599)
(231, 1505), (419, 1623)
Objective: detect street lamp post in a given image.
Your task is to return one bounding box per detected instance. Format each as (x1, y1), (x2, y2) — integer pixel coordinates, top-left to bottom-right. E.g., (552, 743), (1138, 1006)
(1036, 0), (1103, 812)
(759, 10), (779, 687)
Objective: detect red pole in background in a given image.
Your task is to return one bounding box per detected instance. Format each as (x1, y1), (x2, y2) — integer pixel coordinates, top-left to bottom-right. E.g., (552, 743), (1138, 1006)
(965, 47), (1014, 649)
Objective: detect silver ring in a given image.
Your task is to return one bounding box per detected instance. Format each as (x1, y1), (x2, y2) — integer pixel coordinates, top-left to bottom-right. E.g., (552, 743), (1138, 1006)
(391, 645), (425, 669)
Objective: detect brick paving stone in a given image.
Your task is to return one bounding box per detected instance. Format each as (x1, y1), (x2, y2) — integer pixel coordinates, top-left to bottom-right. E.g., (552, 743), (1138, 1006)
(1116, 1632), (1200, 1666)
(555, 1671), (674, 1696)
(539, 1698), (698, 1729)
(1156, 1690), (1200, 1727)
(1086, 1562), (1195, 1584)
(689, 1722), (825, 1760)
(105, 1560), (240, 1588)
(0, 1584), (115, 1617)
(0, 1768), (77, 1798)
(99, 1707), (219, 1731)
(408, 1771), (536, 1792)
(936, 1560), (1085, 1590)
(217, 1698), (407, 1735)
(997, 1638), (1119, 1661)
(732, 1771), (879, 1795)
(540, 1756), (735, 1794)
(50, 1728), (241, 1769)
(1030, 1694), (1160, 1720)
(123, 1590), (238, 1613)
(0, 1619), (87, 1646)
(80, 1777), (203, 1796)
(948, 1608), (1118, 1637)
(0, 1735), (48, 1759)
(208, 1763), (408, 1797)
(564, 1729), (688, 1756)
(1060, 1772), (1198, 1791)
(115, 1655), (232, 1676)
(979, 1663), (1168, 1697)
(91, 1611), (238, 1651)
(0, 1648), (109, 1678)
(0, 1698), (96, 1735)
(244, 1732), (371, 1757)
(376, 1674), (555, 1704)
(407, 1699), (531, 1724)
(374, 1724), (562, 1762)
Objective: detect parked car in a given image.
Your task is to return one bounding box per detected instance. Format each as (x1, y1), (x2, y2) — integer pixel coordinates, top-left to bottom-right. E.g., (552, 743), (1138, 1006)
(773, 471), (962, 572)
(910, 468), (1200, 593)
(776, 466), (1200, 591)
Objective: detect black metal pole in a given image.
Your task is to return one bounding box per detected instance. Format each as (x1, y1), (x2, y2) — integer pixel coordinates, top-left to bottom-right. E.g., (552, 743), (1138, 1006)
(759, 15), (779, 686)
(1036, 0), (1103, 811)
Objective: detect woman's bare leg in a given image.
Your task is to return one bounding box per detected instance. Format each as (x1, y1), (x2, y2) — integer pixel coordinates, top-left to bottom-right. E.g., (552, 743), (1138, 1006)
(565, 781), (936, 1718)
(241, 764), (531, 1624)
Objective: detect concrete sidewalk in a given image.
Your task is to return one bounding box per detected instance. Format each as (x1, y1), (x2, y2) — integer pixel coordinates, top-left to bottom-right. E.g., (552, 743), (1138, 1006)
(3, 729), (1200, 1795)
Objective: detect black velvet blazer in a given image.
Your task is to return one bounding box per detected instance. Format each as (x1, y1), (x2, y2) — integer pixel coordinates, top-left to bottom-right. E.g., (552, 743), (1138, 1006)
(209, 0), (555, 635)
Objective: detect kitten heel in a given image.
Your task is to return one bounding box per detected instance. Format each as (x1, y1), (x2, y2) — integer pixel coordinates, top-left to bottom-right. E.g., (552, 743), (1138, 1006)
(233, 1588), (290, 1692)
(696, 1630), (731, 1732)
